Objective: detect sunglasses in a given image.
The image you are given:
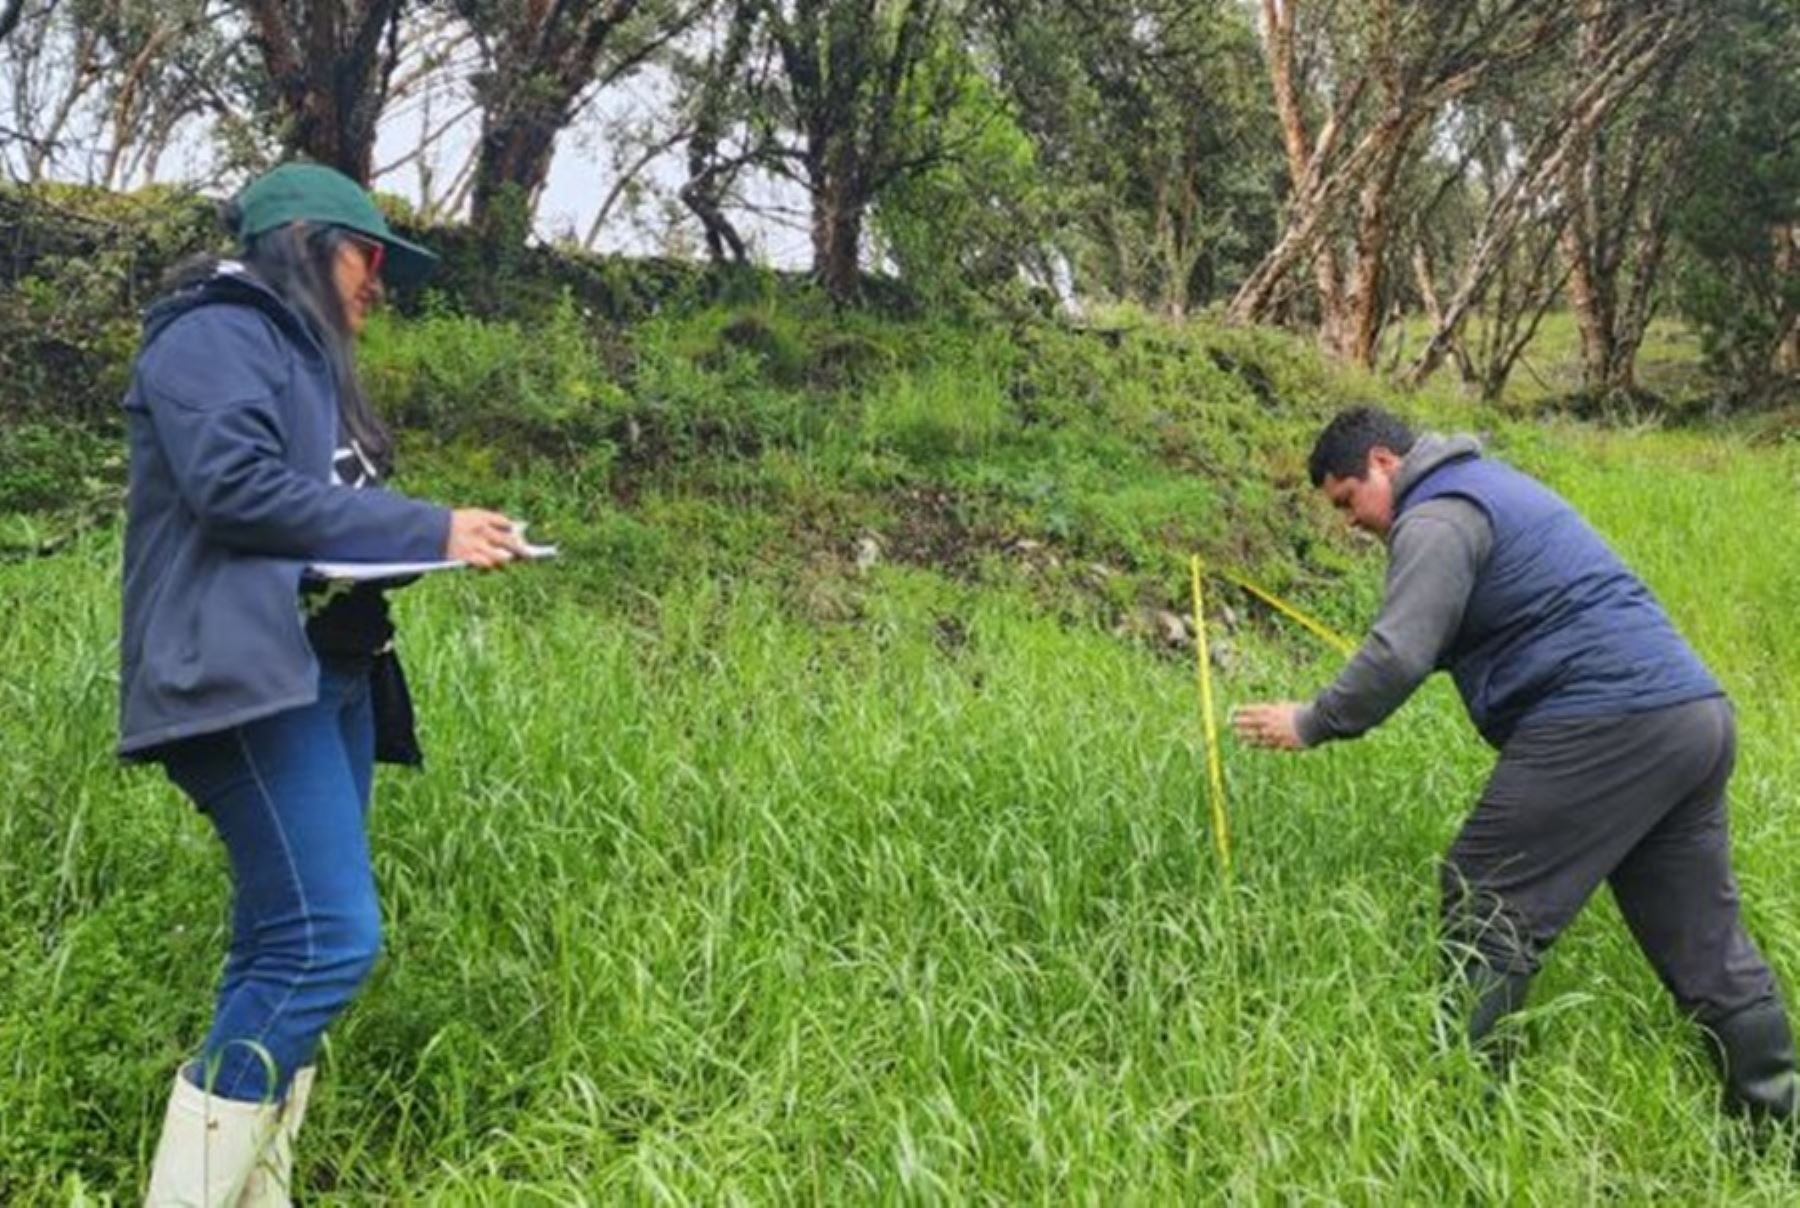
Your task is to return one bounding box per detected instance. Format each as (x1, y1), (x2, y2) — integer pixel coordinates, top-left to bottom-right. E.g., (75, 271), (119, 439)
(345, 235), (386, 280)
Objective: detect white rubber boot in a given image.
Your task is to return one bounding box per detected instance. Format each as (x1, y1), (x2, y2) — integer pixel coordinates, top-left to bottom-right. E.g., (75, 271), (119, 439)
(238, 1065), (315, 1207)
(144, 1070), (282, 1207)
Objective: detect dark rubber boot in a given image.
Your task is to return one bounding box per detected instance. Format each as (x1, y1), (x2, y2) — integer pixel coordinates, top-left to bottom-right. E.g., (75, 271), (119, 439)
(1466, 967), (1533, 1047)
(1707, 1000), (1798, 1125)
(1440, 960), (1533, 1078)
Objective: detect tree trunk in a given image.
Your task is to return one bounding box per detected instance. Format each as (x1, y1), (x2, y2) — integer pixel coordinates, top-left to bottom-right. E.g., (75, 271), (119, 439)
(1263, 0), (1344, 350)
(1551, 0), (1699, 399)
(1412, 242), (1475, 384)
(679, 0), (756, 263)
(245, 0), (401, 183)
(1228, 185), (1337, 328)
(469, 114), (560, 237)
(102, 23), (177, 188)
(679, 166), (749, 263)
(287, 82), (383, 181)
(1560, 206), (1622, 394)
(1777, 225), (1800, 376)
(1151, 168), (1202, 319)
(1403, 7), (1694, 389)
(1341, 118), (1415, 369)
(0, 0), (25, 44)
(1778, 321), (1800, 378)
(26, 26), (103, 181)
(1558, 73), (1623, 399)
(812, 171), (864, 304)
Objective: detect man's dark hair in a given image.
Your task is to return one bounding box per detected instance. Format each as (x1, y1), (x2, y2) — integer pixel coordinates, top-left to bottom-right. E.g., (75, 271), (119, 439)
(1308, 407), (1417, 487)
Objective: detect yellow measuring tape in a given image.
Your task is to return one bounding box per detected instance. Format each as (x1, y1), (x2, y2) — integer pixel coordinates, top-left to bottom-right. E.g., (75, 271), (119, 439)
(1189, 556), (1231, 874)
(1217, 568), (1356, 656)
(1185, 561), (1356, 874)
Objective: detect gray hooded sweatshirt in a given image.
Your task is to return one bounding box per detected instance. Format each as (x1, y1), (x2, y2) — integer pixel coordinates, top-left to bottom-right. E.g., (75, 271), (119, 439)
(1296, 433), (1491, 747)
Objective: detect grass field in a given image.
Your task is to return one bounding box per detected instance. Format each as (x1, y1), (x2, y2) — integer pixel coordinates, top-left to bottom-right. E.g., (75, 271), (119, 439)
(1370, 312), (1714, 411)
(3, 308), (1799, 1202)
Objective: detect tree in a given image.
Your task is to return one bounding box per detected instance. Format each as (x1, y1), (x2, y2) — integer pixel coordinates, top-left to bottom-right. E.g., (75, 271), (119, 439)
(1229, 0), (1570, 368)
(1553, 0), (1703, 398)
(235, 0), (408, 181)
(681, 0), (967, 302)
(676, 1), (761, 263)
(983, 0), (1279, 317)
(1, 0), (242, 186)
(1671, 0), (1800, 398)
(92, 0), (246, 188)
(1, 0), (110, 181)
(776, 0), (963, 300)
(1400, 2), (1698, 391)
(454, 0), (702, 238)
(871, 59), (1049, 302)
(1404, 161), (1570, 401)
(366, 6), (483, 219)
(0, 0), (33, 42)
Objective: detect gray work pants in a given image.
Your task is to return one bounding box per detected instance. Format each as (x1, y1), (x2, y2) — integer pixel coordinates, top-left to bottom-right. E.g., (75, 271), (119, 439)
(1442, 695), (1779, 1026)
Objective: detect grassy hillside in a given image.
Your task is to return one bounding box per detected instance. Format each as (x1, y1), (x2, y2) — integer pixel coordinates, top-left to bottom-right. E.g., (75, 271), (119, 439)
(3, 295), (1799, 1202)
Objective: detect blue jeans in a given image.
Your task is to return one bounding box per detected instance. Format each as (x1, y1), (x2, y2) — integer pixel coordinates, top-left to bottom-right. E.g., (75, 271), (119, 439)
(163, 659), (380, 1102)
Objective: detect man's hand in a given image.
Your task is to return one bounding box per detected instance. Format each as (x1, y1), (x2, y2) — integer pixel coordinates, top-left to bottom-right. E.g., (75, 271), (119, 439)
(1232, 702), (1306, 751)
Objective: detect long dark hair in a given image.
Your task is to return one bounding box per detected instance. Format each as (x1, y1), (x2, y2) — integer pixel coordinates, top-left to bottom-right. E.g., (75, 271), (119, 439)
(164, 210), (394, 475)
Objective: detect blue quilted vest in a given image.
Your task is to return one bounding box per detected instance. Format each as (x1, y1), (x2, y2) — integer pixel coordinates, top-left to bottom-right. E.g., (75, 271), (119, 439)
(1397, 453), (1720, 747)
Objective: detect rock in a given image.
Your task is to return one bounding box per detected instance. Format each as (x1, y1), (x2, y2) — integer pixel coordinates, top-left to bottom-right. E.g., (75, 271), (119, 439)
(1210, 638), (1239, 674)
(1142, 607), (1192, 647)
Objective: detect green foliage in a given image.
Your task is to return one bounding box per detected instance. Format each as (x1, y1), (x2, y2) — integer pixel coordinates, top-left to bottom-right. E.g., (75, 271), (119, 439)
(682, 0), (975, 301)
(1671, 0), (1800, 403)
(859, 358), (1013, 459)
(872, 59), (1053, 307)
(651, 297), (902, 392)
(982, 0), (1281, 314)
(0, 422), (120, 516)
(359, 290), (630, 454)
(1, 200), (1795, 1198)
(391, 214), (762, 325)
(0, 184), (221, 423)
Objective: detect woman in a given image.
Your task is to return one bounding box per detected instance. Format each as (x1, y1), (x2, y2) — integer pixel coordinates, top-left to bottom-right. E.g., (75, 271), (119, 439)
(122, 162), (521, 1204)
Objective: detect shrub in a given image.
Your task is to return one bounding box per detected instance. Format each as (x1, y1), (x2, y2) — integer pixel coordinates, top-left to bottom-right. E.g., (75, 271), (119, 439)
(359, 290), (629, 455)
(0, 185), (220, 424)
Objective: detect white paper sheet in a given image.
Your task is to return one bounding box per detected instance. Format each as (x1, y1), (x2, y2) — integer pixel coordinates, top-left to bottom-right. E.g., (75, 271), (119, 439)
(306, 526), (558, 582)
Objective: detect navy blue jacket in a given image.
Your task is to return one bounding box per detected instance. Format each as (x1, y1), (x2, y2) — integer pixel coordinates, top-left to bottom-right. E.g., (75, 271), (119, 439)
(1398, 453), (1720, 746)
(118, 264), (449, 759)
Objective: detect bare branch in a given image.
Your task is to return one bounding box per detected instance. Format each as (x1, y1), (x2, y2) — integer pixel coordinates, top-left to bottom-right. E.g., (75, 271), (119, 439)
(585, 122), (692, 248)
(1403, 4), (1700, 387)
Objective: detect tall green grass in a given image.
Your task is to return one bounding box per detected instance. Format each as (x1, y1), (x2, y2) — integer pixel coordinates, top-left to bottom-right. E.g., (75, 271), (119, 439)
(2, 419), (1797, 1202)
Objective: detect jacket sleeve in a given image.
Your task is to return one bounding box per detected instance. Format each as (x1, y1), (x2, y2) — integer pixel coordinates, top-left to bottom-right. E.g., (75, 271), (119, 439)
(137, 307), (450, 562)
(1295, 498), (1492, 746)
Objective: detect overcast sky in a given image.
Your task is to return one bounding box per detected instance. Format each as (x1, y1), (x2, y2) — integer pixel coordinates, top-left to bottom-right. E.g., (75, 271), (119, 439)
(0, 7), (815, 268)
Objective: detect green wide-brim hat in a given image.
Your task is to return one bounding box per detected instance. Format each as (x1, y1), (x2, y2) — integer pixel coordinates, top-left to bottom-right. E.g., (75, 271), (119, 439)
(234, 162), (439, 286)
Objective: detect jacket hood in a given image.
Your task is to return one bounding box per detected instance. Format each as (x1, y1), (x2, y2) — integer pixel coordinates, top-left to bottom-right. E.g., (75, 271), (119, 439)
(1395, 432), (1483, 503)
(141, 260), (322, 357)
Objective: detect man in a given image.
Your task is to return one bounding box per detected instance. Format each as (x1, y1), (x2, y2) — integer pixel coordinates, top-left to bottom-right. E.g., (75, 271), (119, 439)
(1232, 405), (1794, 1123)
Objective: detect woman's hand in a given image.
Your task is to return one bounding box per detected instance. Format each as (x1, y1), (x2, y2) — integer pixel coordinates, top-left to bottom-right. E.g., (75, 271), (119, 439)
(446, 508), (525, 569)
(1231, 702), (1306, 751)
